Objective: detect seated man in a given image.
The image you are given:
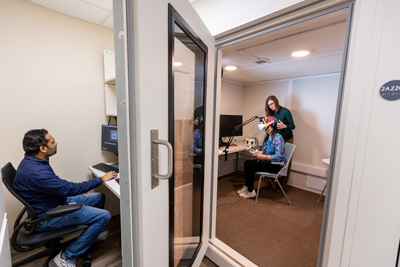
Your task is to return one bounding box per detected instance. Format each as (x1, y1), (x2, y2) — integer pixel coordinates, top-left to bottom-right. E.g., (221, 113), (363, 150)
(13, 129), (117, 267)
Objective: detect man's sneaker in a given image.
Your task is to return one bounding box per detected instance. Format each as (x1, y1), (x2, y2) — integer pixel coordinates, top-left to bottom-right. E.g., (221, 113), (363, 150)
(237, 185), (248, 195)
(242, 190), (256, 199)
(96, 231), (109, 242)
(48, 251), (76, 267)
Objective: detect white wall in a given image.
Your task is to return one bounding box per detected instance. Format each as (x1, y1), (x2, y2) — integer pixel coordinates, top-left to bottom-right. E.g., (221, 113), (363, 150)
(242, 79), (290, 141)
(243, 74), (339, 172)
(220, 80), (244, 115)
(291, 74), (340, 168)
(0, 0), (115, 235)
(220, 74), (340, 191)
(323, 0), (400, 266)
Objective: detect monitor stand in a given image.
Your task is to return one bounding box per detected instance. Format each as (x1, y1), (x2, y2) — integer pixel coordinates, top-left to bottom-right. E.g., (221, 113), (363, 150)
(110, 162), (119, 169)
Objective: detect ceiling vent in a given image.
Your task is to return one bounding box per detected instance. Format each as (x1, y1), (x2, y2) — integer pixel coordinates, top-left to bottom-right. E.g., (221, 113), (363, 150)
(254, 58), (270, 64)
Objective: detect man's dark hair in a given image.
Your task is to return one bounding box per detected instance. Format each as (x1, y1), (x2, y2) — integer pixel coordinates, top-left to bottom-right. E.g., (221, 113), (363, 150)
(23, 129), (49, 155)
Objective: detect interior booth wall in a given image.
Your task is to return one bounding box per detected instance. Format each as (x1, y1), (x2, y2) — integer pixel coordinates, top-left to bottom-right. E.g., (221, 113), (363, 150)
(209, 0), (400, 266)
(241, 74), (340, 192)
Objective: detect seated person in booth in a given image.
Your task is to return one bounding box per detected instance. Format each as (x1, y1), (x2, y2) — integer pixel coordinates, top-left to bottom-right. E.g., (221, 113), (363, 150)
(237, 117), (286, 199)
(193, 118), (203, 164)
(13, 129), (118, 267)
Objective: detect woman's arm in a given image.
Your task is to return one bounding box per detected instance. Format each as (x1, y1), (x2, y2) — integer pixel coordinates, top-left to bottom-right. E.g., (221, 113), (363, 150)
(269, 135), (285, 162)
(283, 108), (295, 130)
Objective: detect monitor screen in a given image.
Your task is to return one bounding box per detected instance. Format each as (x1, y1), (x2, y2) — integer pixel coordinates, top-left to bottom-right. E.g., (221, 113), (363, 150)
(101, 124), (118, 155)
(219, 115), (243, 139)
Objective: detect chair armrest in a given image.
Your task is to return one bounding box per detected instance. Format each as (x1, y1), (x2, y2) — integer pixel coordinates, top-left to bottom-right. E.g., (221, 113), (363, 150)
(271, 162), (285, 166)
(28, 204), (83, 226)
(45, 203), (83, 218)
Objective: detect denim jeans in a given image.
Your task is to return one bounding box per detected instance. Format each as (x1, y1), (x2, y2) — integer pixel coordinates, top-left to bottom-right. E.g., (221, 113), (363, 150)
(37, 192), (111, 261)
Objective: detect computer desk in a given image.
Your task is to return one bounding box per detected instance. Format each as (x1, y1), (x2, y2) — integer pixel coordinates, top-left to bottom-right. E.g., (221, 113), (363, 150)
(218, 143), (247, 156)
(218, 143), (248, 174)
(88, 164), (120, 199)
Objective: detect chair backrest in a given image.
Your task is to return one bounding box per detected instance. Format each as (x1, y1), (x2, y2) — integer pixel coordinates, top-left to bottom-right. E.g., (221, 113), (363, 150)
(278, 143), (296, 177)
(1, 162), (39, 220)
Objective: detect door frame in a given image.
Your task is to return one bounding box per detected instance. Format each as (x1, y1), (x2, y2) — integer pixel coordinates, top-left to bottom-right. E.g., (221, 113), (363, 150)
(206, 1), (355, 266)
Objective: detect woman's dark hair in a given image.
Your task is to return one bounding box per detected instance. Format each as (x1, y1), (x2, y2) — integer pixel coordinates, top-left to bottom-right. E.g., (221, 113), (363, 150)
(265, 95), (281, 117)
(264, 122), (278, 143)
(23, 129), (49, 155)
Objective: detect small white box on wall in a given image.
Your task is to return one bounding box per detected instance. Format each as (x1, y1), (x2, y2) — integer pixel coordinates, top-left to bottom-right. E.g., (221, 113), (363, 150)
(306, 174), (326, 191)
(245, 138), (257, 148)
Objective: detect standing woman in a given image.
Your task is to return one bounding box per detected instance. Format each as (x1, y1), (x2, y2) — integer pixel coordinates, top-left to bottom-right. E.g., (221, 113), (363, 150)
(265, 95), (295, 143)
(237, 117), (286, 199)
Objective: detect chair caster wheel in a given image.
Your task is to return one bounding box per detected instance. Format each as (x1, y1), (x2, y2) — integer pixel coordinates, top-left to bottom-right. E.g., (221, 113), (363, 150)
(82, 255), (92, 267)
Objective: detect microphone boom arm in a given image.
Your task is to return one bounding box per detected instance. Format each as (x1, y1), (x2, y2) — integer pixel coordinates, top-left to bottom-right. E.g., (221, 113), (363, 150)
(223, 116), (262, 155)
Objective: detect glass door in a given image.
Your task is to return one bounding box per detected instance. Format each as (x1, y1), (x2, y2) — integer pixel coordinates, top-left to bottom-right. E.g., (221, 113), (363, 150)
(168, 5), (207, 266)
(124, 0), (215, 266)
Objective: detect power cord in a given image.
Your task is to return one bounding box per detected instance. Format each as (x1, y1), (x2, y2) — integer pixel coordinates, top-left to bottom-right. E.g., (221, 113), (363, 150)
(217, 197), (243, 207)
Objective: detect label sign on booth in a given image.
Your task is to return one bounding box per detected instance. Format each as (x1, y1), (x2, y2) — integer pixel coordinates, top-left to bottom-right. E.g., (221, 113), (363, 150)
(380, 80), (400, 101)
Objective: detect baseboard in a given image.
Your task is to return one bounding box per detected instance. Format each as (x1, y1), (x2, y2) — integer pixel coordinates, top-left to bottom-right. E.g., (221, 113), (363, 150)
(291, 161), (328, 178)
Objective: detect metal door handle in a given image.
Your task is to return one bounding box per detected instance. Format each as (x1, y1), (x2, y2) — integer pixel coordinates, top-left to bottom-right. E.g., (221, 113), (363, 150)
(152, 139), (173, 179)
(151, 130), (173, 189)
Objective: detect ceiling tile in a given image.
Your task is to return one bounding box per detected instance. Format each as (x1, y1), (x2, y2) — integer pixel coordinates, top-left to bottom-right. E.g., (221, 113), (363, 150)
(83, 0), (113, 11)
(30, 0), (110, 25)
(102, 12), (114, 29)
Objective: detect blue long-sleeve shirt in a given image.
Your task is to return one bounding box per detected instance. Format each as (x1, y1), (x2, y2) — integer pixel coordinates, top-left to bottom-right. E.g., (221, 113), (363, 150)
(262, 134), (287, 164)
(193, 129), (202, 154)
(14, 154), (103, 217)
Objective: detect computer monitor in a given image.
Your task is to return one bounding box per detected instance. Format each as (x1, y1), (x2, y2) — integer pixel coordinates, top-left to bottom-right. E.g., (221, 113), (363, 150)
(219, 115), (243, 145)
(101, 124), (118, 155)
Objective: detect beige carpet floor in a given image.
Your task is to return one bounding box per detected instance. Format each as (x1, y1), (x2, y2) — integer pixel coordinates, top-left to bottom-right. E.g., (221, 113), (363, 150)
(216, 173), (325, 267)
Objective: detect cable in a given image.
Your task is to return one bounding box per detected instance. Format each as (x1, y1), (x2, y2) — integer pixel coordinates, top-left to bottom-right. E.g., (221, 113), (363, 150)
(217, 197), (243, 207)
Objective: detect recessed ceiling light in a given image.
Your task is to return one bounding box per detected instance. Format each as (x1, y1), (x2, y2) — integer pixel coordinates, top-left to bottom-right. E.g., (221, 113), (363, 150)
(174, 62), (183, 66)
(292, 50), (310, 57)
(224, 65), (237, 71)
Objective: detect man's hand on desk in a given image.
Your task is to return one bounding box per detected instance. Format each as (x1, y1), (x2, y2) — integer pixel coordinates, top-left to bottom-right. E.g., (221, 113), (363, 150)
(103, 171), (118, 181)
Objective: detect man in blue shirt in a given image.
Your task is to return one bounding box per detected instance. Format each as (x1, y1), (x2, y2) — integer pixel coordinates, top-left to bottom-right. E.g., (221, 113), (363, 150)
(14, 129), (117, 267)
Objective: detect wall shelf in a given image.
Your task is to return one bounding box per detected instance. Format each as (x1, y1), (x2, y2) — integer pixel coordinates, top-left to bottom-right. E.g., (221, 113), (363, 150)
(103, 50), (116, 85)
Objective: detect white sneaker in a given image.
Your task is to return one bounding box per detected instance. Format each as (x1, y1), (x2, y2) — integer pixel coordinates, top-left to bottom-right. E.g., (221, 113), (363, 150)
(242, 190), (256, 199)
(237, 185), (248, 196)
(239, 190), (248, 197)
(48, 251), (76, 267)
(96, 231), (109, 242)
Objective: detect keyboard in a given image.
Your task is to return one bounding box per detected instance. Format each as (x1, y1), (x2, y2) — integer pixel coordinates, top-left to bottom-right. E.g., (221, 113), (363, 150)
(92, 163), (119, 173)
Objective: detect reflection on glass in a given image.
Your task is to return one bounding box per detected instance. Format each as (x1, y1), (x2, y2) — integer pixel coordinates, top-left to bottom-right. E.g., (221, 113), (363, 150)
(173, 22), (205, 266)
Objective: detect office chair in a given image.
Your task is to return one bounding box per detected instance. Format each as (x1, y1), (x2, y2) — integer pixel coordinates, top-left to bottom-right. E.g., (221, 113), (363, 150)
(1, 162), (91, 267)
(255, 143), (296, 205)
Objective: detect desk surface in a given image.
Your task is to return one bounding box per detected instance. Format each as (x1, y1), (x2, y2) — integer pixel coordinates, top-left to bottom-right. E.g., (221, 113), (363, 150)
(322, 158), (330, 165)
(218, 143), (247, 156)
(89, 164), (120, 198)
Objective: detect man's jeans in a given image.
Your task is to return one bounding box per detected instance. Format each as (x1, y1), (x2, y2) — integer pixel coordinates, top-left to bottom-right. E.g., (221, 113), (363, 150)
(37, 193), (111, 261)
